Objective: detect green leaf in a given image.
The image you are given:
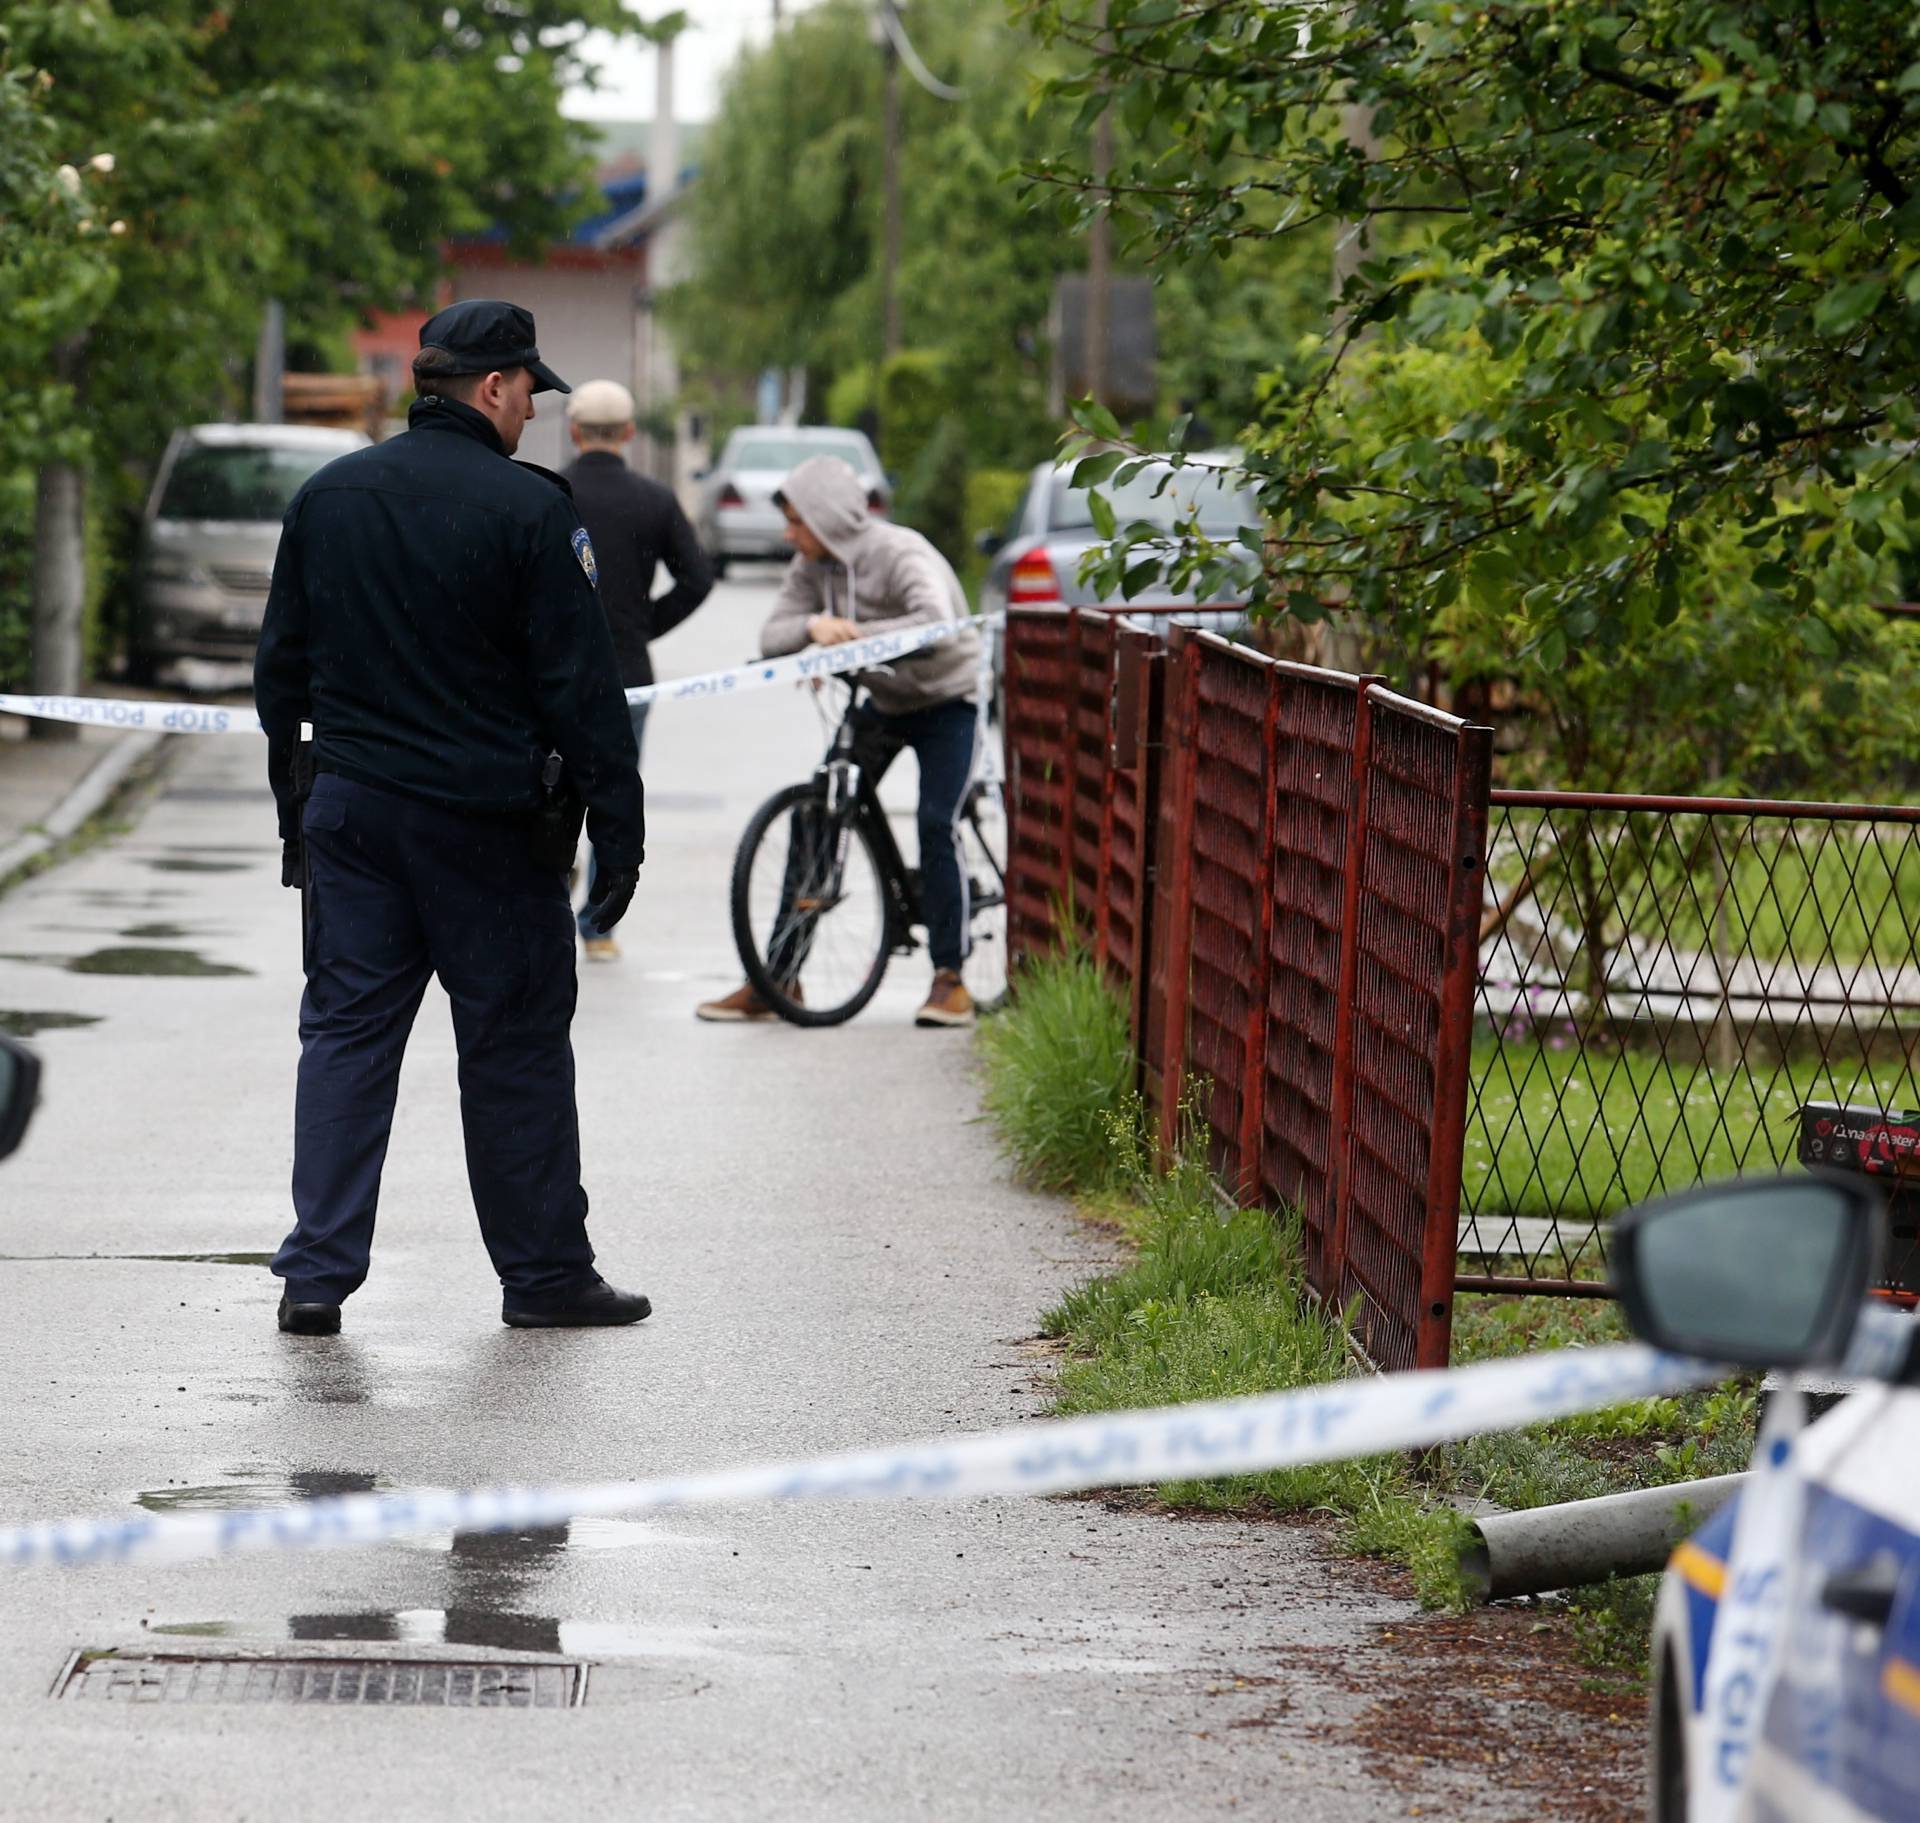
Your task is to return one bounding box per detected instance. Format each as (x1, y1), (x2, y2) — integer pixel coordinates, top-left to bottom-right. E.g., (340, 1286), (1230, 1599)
(1812, 277), (1886, 338)
(1073, 397), (1125, 443)
(1797, 617), (1838, 657)
(1088, 488), (1117, 540)
(1071, 451), (1126, 490)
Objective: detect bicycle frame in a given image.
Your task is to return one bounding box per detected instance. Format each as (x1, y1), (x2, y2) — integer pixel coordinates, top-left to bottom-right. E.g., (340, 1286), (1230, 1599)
(812, 683), (1007, 956)
(814, 688), (922, 953)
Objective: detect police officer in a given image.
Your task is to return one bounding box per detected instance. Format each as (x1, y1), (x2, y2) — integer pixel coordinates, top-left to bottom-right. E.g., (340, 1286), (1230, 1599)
(254, 299), (650, 1336)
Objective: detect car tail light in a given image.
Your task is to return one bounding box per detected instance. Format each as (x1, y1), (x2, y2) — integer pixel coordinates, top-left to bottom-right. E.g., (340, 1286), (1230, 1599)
(717, 483), (745, 509)
(1008, 547), (1062, 604)
(866, 488), (888, 515)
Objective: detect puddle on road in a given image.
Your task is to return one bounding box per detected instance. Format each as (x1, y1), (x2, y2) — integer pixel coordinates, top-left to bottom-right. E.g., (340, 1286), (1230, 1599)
(0, 1250), (270, 1266)
(138, 1470), (381, 1513)
(0, 1010), (102, 1037)
(147, 1611), (683, 1657)
(144, 858), (253, 875)
(130, 1488), (726, 1661)
(66, 946), (251, 977)
(119, 922), (199, 941)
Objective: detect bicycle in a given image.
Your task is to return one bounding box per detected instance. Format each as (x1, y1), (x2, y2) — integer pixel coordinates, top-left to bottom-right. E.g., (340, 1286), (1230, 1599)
(729, 680), (1008, 1027)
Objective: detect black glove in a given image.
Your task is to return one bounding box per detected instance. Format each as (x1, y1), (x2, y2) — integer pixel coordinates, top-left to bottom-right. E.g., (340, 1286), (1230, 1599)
(281, 838), (303, 889)
(585, 864), (639, 934)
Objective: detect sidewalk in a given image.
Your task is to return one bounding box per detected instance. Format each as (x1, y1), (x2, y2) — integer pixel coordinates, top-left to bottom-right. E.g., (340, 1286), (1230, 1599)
(0, 713), (165, 886)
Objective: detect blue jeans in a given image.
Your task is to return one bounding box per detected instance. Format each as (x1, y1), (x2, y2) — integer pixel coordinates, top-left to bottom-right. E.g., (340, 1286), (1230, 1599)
(851, 697), (978, 972)
(577, 700), (650, 938)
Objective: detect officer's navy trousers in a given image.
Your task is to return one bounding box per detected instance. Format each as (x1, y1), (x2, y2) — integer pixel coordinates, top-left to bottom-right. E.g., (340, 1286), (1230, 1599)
(272, 772), (596, 1305)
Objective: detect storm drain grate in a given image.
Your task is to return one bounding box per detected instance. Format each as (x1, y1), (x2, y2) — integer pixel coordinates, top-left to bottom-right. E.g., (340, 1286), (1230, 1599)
(56, 1653), (585, 1708)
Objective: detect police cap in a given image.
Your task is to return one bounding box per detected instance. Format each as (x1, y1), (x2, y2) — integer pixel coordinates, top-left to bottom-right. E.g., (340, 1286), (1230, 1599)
(417, 299), (571, 395)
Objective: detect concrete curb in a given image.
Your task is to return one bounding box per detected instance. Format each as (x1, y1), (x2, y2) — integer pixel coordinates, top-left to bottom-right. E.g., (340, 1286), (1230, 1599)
(0, 730), (167, 891)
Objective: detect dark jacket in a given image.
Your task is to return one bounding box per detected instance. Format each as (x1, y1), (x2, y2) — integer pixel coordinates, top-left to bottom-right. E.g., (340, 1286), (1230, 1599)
(562, 449), (713, 688)
(254, 396), (644, 871)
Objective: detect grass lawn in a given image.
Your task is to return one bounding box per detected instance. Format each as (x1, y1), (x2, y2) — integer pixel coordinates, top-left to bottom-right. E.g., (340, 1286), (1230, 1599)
(1464, 1033), (1920, 1254)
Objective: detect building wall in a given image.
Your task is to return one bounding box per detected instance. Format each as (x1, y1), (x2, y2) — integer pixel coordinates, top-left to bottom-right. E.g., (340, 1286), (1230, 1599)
(449, 252), (646, 475)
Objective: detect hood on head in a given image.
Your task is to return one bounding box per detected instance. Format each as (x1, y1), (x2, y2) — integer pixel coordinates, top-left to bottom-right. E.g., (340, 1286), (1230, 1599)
(779, 455), (870, 563)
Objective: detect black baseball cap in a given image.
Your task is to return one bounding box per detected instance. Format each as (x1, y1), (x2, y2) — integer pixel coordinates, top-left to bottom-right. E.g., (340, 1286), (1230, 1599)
(417, 299), (571, 394)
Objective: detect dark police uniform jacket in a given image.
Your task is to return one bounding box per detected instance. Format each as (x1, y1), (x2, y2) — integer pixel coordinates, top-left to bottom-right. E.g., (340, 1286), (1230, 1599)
(563, 450), (712, 690)
(255, 396), (643, 872)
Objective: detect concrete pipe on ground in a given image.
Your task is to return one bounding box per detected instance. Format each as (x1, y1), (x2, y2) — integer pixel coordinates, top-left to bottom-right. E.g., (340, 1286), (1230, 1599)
(1458, 1473), (1747, 1603)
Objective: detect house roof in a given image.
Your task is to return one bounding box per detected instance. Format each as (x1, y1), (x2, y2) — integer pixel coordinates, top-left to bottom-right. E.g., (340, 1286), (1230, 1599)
(442, 119), (700, 259)
(569, 119), (701, 246)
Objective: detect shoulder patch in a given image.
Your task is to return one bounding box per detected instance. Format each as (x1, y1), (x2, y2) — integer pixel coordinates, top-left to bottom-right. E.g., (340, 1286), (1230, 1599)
(571, 526), (599, 587)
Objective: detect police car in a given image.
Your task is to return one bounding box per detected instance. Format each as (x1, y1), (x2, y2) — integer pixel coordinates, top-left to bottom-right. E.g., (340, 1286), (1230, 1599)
(1611, 1176), (1920, 1821)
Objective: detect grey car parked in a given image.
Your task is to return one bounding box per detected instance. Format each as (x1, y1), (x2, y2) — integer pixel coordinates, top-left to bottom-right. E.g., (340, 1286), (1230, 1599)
(131, 423), (366, 682)
(696, 425), (888, 576)
(976, 456), (1263, 701)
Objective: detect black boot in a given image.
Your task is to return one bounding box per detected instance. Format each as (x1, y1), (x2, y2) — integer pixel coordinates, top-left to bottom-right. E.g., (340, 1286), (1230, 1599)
(502, 1278), (651, 1328)
(278, 1293), (342, 1336)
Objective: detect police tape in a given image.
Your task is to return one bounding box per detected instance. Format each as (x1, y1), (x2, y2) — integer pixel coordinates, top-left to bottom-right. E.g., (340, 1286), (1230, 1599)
(624, 613), (995, 708)
(0, 1341), (1720, 1570)
(0, 615), (999, 737)
(0, 692), (261, 736)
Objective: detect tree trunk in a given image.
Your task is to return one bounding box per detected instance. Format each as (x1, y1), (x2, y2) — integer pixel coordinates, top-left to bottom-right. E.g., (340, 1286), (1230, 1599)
(29, 459), (85, 742)
(30, 335), (87, 740)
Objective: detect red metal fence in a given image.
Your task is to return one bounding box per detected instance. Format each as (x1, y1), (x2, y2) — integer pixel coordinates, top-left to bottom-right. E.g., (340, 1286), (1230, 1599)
(1005, 610), (1920, 1338)
(1003, 609), (1493, 1371)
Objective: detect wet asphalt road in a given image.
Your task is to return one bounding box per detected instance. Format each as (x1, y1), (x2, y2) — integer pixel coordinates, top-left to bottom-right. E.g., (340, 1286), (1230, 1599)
(0, 577), (1548, 1821)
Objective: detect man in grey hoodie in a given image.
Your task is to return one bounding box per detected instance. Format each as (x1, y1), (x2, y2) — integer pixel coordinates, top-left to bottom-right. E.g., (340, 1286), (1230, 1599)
(696, 454), (984, 1028)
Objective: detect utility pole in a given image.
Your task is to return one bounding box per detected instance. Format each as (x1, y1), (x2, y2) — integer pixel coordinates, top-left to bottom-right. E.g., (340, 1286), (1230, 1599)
(1084, 1), (1112, 408)
(878, 3), (903, 361)
(253, 300), (285, 425)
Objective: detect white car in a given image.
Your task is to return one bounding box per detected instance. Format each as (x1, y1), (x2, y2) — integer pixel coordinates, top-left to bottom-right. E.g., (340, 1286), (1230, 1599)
(1611, 1178), (1920, 1822)
(696, 426), (888, 576)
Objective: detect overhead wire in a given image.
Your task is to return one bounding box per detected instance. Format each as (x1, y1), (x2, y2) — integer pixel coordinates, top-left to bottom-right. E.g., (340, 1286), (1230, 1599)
(875, 2), (963, 102)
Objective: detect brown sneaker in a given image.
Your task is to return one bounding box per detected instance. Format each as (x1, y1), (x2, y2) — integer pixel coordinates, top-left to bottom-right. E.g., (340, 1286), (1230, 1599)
(582, 936), (621, 963)
(916, 969), (973, 1028)
(695, 982), (782, 1022)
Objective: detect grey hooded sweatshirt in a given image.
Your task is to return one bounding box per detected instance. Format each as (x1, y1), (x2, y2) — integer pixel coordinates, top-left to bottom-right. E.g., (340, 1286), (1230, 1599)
(759, 455), (982, 716)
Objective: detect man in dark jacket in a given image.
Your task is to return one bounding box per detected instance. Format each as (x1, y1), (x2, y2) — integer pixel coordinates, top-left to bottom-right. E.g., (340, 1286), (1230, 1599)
(254, 299), (650, 1336)
(562, 378), (712, 960)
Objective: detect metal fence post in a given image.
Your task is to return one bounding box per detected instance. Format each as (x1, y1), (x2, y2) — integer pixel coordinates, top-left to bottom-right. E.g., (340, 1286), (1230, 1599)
(1417, 723), (1494, 1367)
(1326, 677), (1384, 1295)
(1157, 629), (1202, 1154)
(1236, 666), (1283, 1205)
(1061, 608), (1083, 931)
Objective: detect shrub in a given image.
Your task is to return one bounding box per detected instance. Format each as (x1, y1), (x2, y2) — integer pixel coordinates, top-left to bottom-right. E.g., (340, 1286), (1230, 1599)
(976, 937), (1135, 1192)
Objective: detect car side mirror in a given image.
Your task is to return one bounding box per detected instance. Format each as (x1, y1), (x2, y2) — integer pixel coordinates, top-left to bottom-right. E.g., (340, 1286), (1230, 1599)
(0, 1031), (41, 1162)
(1610, 1174), (1883, 1368)
(976, 529), (1007, 557)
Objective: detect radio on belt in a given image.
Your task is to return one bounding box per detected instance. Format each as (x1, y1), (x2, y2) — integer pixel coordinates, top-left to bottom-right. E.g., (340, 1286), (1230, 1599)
(1797, 1101), (1920, 1304)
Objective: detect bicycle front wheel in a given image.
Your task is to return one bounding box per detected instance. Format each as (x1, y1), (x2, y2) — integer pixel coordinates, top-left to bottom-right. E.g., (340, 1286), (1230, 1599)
(731, 782), (893, 1026)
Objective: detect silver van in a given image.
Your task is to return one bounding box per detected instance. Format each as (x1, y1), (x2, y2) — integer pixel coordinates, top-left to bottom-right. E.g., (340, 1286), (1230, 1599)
(131, 424), (366, 681)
